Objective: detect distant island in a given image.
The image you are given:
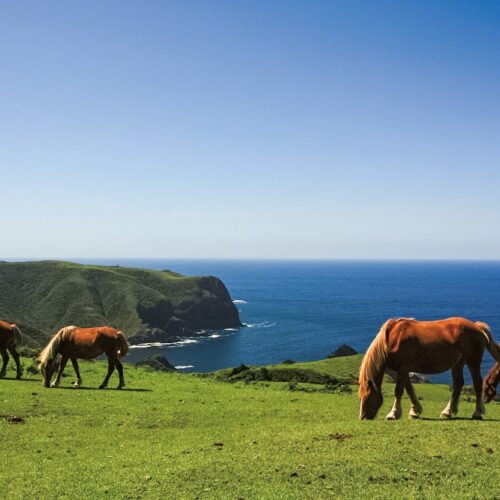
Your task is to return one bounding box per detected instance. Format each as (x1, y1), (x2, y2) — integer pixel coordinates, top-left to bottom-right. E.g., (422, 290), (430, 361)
(0, 260), (242, 346)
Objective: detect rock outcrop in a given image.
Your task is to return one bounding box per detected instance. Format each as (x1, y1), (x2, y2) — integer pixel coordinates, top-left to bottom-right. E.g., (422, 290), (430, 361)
(328, 344), (358, 358)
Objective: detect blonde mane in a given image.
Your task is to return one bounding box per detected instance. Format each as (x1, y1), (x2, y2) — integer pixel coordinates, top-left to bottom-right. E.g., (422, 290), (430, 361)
(38, 326), (78, 369)
(358, 319), (397, 397)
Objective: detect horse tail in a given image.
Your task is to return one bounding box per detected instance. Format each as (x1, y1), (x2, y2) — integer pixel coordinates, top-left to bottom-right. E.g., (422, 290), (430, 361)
(38, 326), (76, 370)
(11, 324), (22, 346)
(116, 331), (129, 358)
(475, 321), (500, 364)
(358, 318), (396, 397)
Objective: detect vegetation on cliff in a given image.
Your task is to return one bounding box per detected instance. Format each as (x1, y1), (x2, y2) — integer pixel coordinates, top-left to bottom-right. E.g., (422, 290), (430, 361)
(0, 261), (241, 346)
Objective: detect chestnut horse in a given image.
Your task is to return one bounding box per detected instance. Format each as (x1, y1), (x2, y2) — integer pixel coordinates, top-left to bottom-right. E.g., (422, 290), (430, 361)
(359, 317), (500, 420)
(483, 360), (500, 403)
(38, 326), (129, 389)
(0, 320), (22, 379)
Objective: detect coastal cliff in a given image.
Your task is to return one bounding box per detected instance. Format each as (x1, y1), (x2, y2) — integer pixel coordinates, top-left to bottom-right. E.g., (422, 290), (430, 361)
(0, 261), (242, 346)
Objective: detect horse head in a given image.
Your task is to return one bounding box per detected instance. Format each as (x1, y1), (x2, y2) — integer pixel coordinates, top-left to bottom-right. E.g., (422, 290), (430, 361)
(483, 363), (499, 403)
(41, 359), (56, 388)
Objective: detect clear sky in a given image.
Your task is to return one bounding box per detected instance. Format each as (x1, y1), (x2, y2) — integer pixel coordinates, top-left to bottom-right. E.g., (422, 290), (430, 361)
(1, 1), (499, 259)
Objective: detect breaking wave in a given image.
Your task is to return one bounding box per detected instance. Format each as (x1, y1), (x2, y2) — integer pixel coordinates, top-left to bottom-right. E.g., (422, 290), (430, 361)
(244, 321), (276, 329)
(130, 338), (200, 349)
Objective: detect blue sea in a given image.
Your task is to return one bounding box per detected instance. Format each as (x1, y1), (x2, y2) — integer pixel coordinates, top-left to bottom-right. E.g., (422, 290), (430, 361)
(78, 259), (500, 382)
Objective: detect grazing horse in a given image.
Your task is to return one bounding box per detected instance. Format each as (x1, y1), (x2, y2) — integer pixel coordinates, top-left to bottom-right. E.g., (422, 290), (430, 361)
(0, 320), (22, 379)
(358, 317), (500, 420)
(483, 360), (500, 403)
(38, 326), (129, 389)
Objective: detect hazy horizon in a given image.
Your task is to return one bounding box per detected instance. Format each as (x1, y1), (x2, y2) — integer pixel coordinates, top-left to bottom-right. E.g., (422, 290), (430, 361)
(3, 257), (500, 263)
(2, 1), (499, 260)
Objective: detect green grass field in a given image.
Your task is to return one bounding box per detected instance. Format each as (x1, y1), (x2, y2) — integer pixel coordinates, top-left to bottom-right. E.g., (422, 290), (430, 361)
(0, 357), (499, 499)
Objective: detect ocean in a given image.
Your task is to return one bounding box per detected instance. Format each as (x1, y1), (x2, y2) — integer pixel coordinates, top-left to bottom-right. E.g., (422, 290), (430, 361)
(78, 259), (500, 382)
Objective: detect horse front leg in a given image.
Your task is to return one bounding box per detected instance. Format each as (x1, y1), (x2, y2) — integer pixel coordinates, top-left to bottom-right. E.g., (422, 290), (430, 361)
(469, 363), (485, 420)
(8, 346), (22, 379)
(386, 372), (407, 420)
(51, 355), (68, 387)
(405, 379), (423, 418)
(441, 361), (464, 419)
(70, 358), (82, 388)
(0, 349), (9, 378)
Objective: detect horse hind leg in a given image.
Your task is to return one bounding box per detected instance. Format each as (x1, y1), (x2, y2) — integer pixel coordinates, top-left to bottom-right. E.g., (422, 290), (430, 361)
(99, 358), (115, 389)
(0, 349), (9, 378)
(386, 372), (407, 420)
(441, 361), (464, 419)
(405, 379), (423, 418)
(115, 357), (125, 389)
(8, 345), (22, 379)
(108, 353), (125, 389)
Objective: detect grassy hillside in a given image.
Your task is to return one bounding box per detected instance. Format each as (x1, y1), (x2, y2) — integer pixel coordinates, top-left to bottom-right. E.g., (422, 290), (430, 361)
(0, 356), (499, 499)
(208, 355), (363, 384)
(0, 261), (241, 346)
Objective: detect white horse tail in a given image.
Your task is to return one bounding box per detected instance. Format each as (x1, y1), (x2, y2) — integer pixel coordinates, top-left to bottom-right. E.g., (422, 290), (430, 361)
(38, 326), (77, 369)
(11, 324), (22, 346)
(475, 321), (500, 364)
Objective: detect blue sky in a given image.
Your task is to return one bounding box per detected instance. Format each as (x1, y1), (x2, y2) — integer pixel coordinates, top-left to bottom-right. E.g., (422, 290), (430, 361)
(1, 1), (499, 259)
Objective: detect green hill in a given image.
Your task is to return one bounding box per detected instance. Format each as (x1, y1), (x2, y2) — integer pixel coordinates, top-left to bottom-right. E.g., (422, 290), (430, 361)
(0, 355), (498, 498)
(0, 261), (241, 346)
(208, 355), (363, 384)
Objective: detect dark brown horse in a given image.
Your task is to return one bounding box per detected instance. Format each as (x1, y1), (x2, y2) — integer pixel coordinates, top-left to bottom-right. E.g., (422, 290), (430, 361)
(483, 360), (500, 403)
(38, 326), (129, 389)
(0, 320), (22, 379)
(359, 317), (500, 420)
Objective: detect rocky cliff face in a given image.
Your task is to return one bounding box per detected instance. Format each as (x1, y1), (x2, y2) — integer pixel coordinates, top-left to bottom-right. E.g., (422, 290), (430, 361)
(0, 261), (242, 346)
(130, 276), (243, 343)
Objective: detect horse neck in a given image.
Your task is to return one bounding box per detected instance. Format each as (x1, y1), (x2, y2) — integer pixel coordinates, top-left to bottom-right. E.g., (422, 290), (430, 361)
(39, 331), (63, 367)
(372, 364), (386, 391)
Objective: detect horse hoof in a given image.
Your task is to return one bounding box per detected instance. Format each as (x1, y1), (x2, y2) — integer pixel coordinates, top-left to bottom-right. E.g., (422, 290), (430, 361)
(98, 385), (106, 390)
(408, 413), (420, 419)
(440, 412), (451, 419)
(117, 385), (124, 390)
(472, 414), (483, 420)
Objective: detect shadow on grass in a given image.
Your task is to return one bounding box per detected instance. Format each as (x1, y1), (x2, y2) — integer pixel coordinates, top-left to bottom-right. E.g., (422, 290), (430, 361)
(420, 416), (500, 422)
(0, 377), (39, 383)
(54, 386), (153, 392)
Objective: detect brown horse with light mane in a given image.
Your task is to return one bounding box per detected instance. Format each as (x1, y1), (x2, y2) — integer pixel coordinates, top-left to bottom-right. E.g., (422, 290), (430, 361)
(0, 320), (22, 379)
(483, 360), (500, 403)
(359, 317), (500, 420)
(38, 326), (129, 389)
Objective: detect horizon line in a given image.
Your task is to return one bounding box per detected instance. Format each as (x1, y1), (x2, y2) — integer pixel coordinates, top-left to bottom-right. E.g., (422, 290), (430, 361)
(3, 257), (500, 263)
